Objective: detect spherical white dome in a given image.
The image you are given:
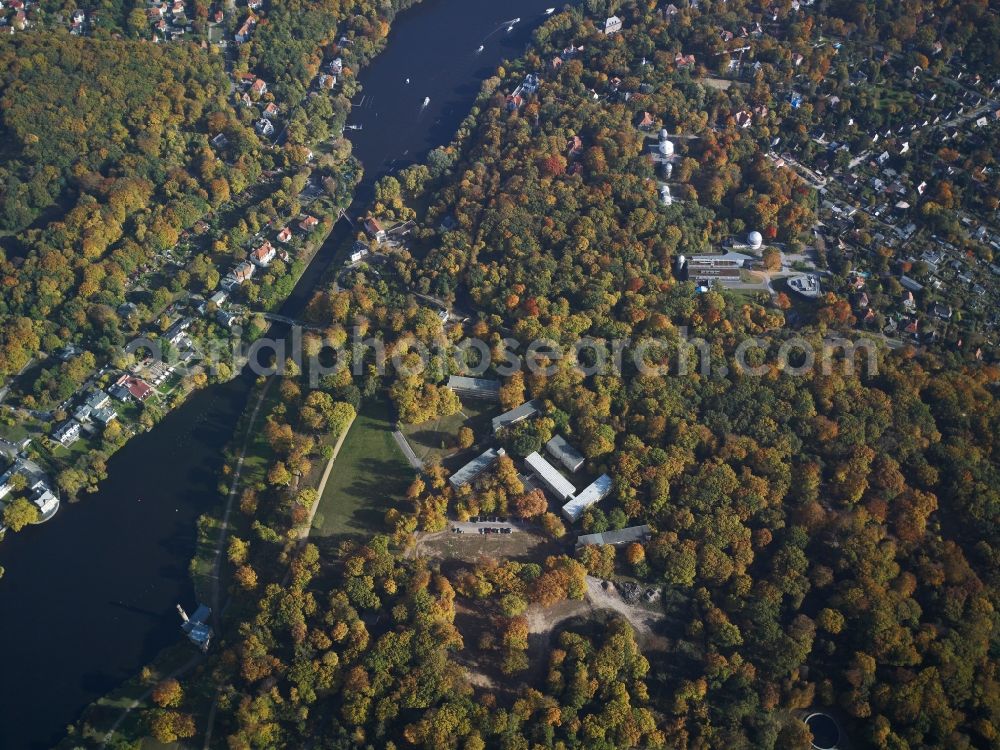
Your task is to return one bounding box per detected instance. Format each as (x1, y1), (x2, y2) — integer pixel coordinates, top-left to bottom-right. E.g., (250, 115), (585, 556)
(658, 138), (674, 156)
(747, 231), (763, 249)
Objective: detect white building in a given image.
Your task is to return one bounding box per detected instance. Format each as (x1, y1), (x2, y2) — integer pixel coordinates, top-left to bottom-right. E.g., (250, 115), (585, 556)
(525, 451), (576, 502)
(603, 15), (622, 34)
(561, 474), (613, 522)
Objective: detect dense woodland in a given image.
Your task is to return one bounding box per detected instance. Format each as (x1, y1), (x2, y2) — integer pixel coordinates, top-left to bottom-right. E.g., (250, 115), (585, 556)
(49, 0), (1000, 748)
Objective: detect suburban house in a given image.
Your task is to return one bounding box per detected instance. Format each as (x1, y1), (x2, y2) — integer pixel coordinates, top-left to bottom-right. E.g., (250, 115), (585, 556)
(449, 447), (505, 489)
(364, 217), (386, 242)
(92, 407), (117, 426)
(251, 78), (267, 96)
(210, 290), (228, 307)
(232, 261), (256, 283)
(299, 215), (319, 232)
(256, 118), (274, 137)
(447, 376), (501, 401)
(277, 226), (292, 243)
(492, 399), (542, 433)
(163, 317), (191, 346)
(114, 374), (154, 402)
(603, 15), (622, 34)
(545, 435), (585, 473)
(263, 102), (279, 118)
(86, 390), (110, 411)
(525, 451), (576, 502)
(53, 420), (82, 448)
(349, 242), (370, 264)
(561, 474), (613, 522)
(234, 14), (255, 43)
(216, 308), (239, 328)
(249, 241), (276, 267)
(30, 480), (59, 519)
(576, 525), (651, 547)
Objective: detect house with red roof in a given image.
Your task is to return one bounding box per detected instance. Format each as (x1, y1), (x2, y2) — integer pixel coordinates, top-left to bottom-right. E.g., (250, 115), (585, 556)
(249, 241), (276, 267)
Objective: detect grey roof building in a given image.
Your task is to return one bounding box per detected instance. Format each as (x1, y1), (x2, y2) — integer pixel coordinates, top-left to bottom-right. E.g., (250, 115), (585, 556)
(562, 474), (613, 522)
(577, 525), (652, 547)
(525, 451), (576, 502)
(545, 435), (585, 473)
(447, 376), (501, 401)
(491, 399), (542, 433)
(449, 447), (505, 489)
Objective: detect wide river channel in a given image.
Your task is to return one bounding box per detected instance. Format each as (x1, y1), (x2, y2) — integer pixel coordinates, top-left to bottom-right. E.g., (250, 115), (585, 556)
(0, 1), (559, 745)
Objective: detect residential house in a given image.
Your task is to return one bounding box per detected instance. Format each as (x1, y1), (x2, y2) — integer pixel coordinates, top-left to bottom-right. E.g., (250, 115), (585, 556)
(216, 308), (239, 328)
(53, 420), (81, 448)
(349, 242), (370, 264)
(116, 374), (154, 401)
(234, 14), (255, 43)
(263, 102), (279, 118)
(299, 215), (319, 232)
(231, 260), (255, 283)
(251, 78), (267, 96)
(277, 226), (292, 243)
(255, 118), (274, 137)
(363, 216), (386, 242)
(249, 240), (276, 267)
(603, 15), (622, 34)
(638, 111), (656, 130)
(93, 407), (117, 426)
(164, 317), (192, 346)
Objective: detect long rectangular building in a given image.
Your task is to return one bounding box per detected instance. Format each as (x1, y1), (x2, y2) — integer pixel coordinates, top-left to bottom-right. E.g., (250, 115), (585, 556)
(561, 474), (613, 522)
(449, 447), (505, 489)
(576, 525), (651, 547)
(524, 451), (576, 501)
(447, 375), (501, 401)
(491, 399), (542, 433)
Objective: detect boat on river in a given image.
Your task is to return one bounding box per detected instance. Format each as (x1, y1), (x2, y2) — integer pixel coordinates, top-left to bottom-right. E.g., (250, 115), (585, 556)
(423, 96), (430, 106)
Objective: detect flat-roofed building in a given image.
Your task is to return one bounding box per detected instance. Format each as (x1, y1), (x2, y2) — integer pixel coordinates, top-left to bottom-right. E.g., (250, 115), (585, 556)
(524, 451), (576, 502)
(492, 399), (542, 433)
(576, 524), (651, 547)
(685, 251), (754, 285)
(447, 376), (501, 401)
(561, 474), (613, 522)
(449, 447), (505, 489)
(546, 435), (585, 473)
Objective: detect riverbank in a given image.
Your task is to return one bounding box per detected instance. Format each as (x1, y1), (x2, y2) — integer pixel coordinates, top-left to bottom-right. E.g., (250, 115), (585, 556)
(1, 2), (563, 747)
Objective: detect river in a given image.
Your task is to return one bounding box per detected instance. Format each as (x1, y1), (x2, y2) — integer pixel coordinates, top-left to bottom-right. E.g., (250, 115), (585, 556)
(0, 1), (557, 747)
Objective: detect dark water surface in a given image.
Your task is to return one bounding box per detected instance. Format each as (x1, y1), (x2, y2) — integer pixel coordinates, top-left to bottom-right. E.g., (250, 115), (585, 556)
(0, 0), (559, 747)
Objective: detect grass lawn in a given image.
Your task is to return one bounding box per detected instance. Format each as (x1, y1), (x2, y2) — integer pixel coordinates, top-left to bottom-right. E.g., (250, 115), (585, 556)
(400, 398), (495, 467)
(311, 396), (412, 539)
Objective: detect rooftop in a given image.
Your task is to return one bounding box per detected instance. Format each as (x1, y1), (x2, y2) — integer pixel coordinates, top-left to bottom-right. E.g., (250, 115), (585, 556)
(576, 525), (652, 547)
(449, 447), (505, 489)
(491, 399), (542, 433)
(561, 474), (613, 522)
(524, 451), (576, 501)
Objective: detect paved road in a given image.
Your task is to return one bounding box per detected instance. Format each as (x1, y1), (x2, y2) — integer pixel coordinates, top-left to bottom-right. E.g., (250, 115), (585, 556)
(392, 430), (423, 470)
